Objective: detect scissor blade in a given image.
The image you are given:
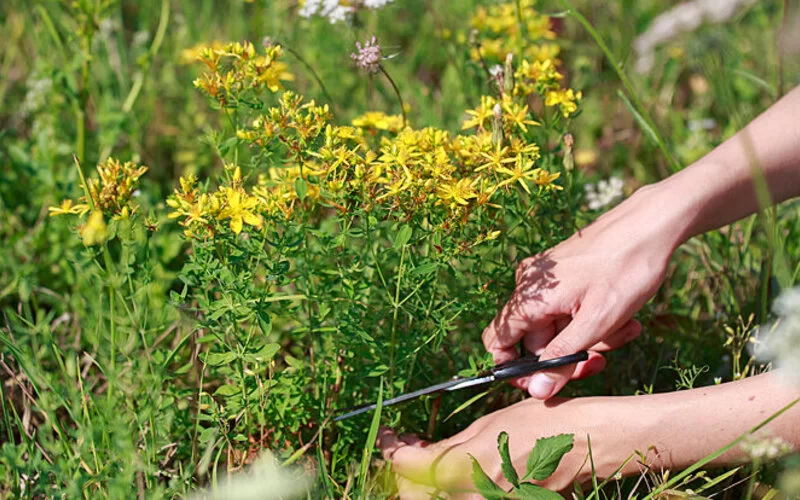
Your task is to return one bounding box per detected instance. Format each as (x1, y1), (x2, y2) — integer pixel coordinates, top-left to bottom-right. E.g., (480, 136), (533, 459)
(444, 374), (495, 391)
(333, 377), (470, 421)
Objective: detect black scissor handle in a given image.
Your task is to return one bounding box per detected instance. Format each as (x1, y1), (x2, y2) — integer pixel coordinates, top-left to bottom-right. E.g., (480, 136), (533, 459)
(490, 351), (589, 381)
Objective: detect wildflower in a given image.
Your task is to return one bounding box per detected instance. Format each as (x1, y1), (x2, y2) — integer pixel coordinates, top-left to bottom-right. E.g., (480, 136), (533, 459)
(496, 157), (544, 194)
(756, 286), (800, 386)
(545, 89), (582, 118)
(585, 177), (624, 210)
(501, 99), (539, 132)
(218, 187), (263, 234)
(351, 36), (383, 74)
(362, 0), (393, 8)
(80, 211), (108, 246)
(352, 111), (403, 132)
(462, 95), (497, 131)
(436, 178), (478, 209)
(633, 0), (758, 73)
(49, 199), (89, 217)
(740, 433), (792, 461)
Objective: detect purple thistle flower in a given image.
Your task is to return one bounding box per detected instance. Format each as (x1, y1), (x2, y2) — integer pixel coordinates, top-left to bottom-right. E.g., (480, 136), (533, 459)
(351, 36), (382, 74)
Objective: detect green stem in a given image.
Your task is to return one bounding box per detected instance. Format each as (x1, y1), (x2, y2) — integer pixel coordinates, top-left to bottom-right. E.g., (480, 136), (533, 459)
(280, 42), (334, 108)
(102, 246), (116, 399)
(379, 64), (407, 128)
(101, 0), (170, 160)
(389, 245), (406, 390)
(561, 1), (681, 174)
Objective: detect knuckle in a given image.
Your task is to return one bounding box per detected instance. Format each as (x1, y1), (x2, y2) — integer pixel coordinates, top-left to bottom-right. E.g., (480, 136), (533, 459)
(546, 335), (577, 358)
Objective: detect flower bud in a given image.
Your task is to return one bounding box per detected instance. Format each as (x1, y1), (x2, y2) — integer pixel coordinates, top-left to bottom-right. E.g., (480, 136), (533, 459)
(491, 103), (504, 147)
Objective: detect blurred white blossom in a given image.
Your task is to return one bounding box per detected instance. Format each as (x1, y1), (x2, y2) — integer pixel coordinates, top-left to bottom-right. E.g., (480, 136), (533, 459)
(634, 0), (757, 73)
(740, 433), (792, 461)
(687, 118), (716, 132)
(584, 177), (624, 210)
(756, 287), (800, 386)
(21, 77), (53, 115)
(191, 451), (311, 500)
(299, 0), (393, 24)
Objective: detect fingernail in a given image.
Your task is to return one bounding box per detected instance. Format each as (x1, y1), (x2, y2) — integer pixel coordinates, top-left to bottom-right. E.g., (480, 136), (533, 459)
(528, 373), (555, 399)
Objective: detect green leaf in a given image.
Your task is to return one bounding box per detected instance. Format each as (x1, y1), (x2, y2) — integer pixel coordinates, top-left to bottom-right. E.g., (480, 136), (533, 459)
(393, 225), (412, 249)
(257, 309), (272, 336)
(523, 434), (574, 482)
(204, 351), (237, 367)
(410, 262), (439, 277)
(512, 482), (562, 500)
(470, 455), (509, 499)
(214, 384), (239, 397)
(498, 432), (519, 487)
(250, 343), (280, 363)
(295, 177), (308, 201)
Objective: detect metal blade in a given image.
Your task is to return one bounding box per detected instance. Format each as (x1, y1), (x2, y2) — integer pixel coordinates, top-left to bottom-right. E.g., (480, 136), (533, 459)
(443, 374), (495, 391)
(333, 376), (477, 421)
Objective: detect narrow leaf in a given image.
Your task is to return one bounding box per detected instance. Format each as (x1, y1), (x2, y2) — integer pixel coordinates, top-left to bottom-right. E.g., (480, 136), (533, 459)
(523, 434), (574, 482)
(444, 390), (490, 422)
(498, 432), (520, 487)
(357, 380), (383, 495)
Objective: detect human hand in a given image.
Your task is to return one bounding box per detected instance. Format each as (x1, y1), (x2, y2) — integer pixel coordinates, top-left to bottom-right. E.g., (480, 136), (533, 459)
(483, 187), (686, 399)
(377, 397), (646, 498)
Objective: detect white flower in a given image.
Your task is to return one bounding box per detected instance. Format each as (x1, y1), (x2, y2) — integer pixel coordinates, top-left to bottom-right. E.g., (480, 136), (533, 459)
(756, 287), (800, 386)
(634, 0), (758, 73)
(740, 433), (792, 461)
(21, 77), (53, 115)
(687, 118), (716, 132)
(362, 0), (393, 8)
(489, 64), (503, 77)
(300, 0), (390, 23)
(299, 0), (321, 18)
(584, 177), (624, 211)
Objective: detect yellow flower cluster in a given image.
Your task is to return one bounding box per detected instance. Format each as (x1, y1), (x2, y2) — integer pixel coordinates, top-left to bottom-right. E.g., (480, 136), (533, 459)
(467, 0), (582, 118)
(50, 157), (148, 221)
(351, 111), (404, 133)
(167, 167), (265, 236)
(169, 40), (565, 240)
(469, 0), (558, 64)
(193, 41), (294, 106)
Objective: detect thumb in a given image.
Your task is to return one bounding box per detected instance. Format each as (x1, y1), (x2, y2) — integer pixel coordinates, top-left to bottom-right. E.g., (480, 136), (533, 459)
(378, 427), (435, 481)
(527, 298), (619, 400)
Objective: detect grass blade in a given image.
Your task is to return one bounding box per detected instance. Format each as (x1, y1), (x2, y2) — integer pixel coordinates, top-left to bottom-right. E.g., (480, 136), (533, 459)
(357, 379), (383, 495)
(644, 398), (799, 499)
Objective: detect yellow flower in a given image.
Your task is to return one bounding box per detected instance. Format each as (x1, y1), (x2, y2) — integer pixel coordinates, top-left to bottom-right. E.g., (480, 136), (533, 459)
(436, 178), (478, 208)
(352, 111), (404, 132)
(462, 95), (496, 130)
(81, 211), (108, 246)
(545, 89), (582, 117)
(218, 187), (262, 234)
(496, 157), (543, 194)
(49, 199), (89, 217)
(501, 99), (540, 133)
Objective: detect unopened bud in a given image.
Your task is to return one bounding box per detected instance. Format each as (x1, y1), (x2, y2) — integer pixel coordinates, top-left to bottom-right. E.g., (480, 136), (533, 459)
(491, 103), (504, 147)
(563, 133), (574, 171)
(504, 53), (515, 95)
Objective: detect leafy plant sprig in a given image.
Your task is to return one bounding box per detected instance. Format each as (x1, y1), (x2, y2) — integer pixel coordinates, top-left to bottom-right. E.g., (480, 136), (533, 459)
(471, 432), (574, 499)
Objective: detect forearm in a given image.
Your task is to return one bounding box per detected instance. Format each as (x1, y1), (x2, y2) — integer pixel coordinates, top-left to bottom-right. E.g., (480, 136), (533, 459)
(640, 86), (800, 245)
(619, 372), (800, 475)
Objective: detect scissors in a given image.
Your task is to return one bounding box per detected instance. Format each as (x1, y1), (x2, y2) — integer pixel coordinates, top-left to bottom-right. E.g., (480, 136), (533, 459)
(333, 350), (589, 421)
